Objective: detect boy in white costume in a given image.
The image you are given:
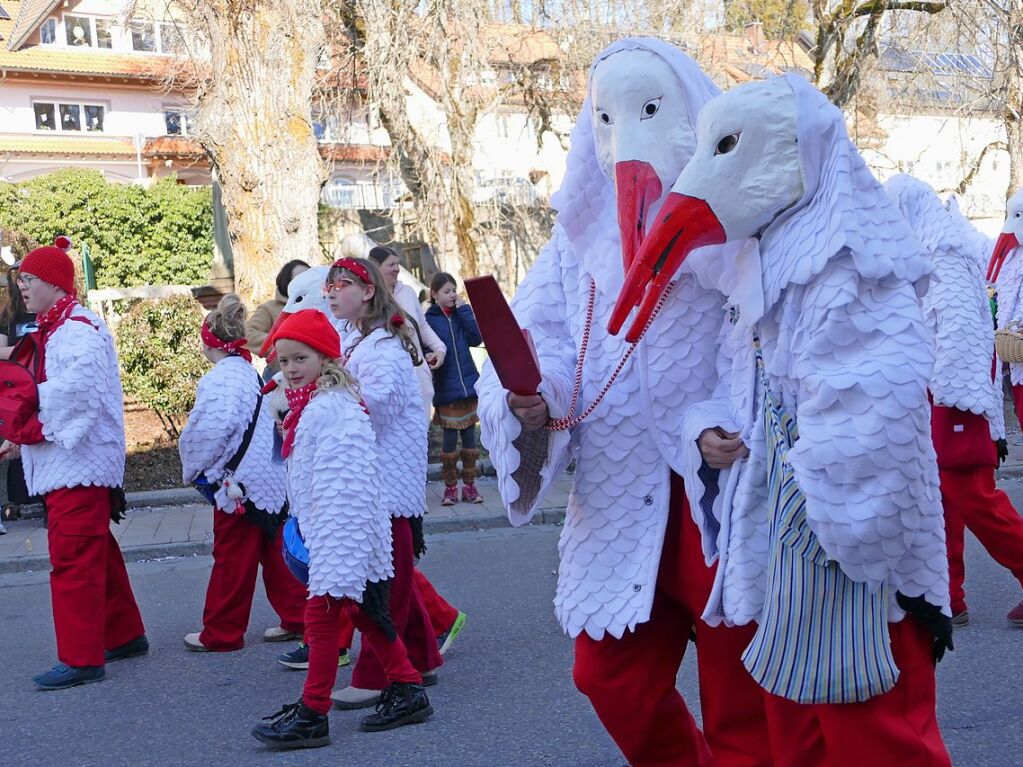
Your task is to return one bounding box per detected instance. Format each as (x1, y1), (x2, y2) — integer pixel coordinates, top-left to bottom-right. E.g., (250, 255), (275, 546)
(617, 74), (952, 766)
(477, 39), (771, 767)
(887, 175), (1023, 628)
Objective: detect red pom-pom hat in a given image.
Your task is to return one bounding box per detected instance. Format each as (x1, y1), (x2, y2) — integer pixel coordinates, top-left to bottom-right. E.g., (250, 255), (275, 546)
(271, 309), (341, 359)
(19, 236), (75, 294)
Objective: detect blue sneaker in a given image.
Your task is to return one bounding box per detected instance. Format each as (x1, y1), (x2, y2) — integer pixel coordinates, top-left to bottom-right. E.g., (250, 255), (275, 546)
(32, 663), (104, 691)
(277, 643), (350, 670)
(105, 634), (149, 663)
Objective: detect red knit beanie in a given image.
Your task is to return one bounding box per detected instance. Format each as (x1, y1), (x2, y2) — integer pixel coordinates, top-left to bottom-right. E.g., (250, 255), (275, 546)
(20, 236), (75, 295)
(272, 309), (341, 359)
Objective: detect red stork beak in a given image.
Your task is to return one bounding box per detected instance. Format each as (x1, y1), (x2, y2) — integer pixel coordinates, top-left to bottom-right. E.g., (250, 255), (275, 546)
(615, 160), (663, 272)
(987, 231), (1020, 283)
(258, 310), (292, 361)
(608, 193), (726, 343)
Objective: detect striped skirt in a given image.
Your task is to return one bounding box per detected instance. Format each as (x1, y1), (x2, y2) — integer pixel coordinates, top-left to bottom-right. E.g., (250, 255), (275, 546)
(741, 386), (899, 704)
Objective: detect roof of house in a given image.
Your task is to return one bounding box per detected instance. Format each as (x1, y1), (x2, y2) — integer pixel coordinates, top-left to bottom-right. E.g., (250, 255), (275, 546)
(0, 133), (136, 155)
(5, 0), (59, 50)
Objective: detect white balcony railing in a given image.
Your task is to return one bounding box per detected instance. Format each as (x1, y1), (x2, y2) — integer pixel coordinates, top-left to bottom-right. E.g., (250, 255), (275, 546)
(321, 183), (404, 210)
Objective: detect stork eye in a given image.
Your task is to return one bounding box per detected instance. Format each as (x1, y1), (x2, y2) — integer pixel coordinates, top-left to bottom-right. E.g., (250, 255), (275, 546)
(641, 98), (662, 120)
(295, 296), (304, 303)
(715, 132), (741, 155)
(597, 110), (612, 125)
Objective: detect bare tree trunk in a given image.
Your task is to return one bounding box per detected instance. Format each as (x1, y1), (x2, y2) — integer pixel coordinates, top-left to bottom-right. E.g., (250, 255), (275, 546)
(176, 1), (326, 302)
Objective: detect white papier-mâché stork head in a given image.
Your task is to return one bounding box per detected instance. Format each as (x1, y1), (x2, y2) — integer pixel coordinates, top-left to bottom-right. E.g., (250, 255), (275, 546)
(609, 76), (803, 339)
(986, 189), (1023, 283)
(258, 265), (330, 358)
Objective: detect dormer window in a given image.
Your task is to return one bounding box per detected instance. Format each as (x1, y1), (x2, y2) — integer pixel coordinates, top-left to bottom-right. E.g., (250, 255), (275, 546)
(40, 18), (57, 45)
(130, 20), (156, 52)
(62, 15), (113, 49)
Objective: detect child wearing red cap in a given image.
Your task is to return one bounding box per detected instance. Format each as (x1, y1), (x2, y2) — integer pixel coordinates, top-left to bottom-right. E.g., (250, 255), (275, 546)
(0, 238), (147, 690)
(251, 309), (432, 750)
(178, 293), (306, 652)
(323, 257), (443, 711)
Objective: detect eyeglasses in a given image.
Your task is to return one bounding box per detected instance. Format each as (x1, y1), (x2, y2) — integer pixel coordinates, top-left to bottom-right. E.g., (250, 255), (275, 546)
(15, 274), (38, 288)
(322, 278), (356, 296)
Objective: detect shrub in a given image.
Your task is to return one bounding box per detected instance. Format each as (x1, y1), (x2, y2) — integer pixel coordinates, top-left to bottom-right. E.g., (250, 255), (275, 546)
(117, 294), (207, 439)
(0, 169), (213, 288)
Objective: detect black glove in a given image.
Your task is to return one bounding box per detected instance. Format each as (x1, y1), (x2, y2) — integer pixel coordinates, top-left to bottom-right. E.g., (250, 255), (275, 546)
(997, 438), (1009, 466)
(109, 486), (127, 524)
(896, 592), (954, 664)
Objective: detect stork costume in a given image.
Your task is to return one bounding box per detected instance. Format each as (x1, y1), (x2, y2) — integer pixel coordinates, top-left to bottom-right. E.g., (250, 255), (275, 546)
(253, 309), (430, 749)
(989, 190), (1023, 429)
(178, 330), (306, 652)
(619, 75), (952, 766)
(14, 242), (145, 689)
(477, 39), (771, 767)
(887, 175), (1023, 627)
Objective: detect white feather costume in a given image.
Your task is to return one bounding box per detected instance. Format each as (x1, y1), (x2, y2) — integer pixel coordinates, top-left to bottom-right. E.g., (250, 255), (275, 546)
(178, 355), (287, 514)
(342, 326), (427, 519)
(477, 38), (725, 640)
(286, 390), (394, 600)
(886, 174), (1003, 440)
(24, 304), (125, 496)
(676, 76), (949, 625)
(992, 190), (1023, 386)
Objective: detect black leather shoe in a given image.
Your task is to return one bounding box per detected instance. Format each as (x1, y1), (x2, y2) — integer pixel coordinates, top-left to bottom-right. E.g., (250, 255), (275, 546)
(360, 682), (433, 732)
(251, 701), (329, 750)
(105, 634), (150, 663)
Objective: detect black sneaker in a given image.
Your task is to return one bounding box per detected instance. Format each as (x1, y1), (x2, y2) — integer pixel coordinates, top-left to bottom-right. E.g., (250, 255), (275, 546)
(251, 700), (329, 750)
(360, 682), (433, 732)
(278, 643), (350, 670)
(105, 634), (150, 663)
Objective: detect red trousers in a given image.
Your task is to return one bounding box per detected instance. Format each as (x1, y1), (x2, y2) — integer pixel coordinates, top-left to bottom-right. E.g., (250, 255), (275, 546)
(302, 594), (420, 714)
(941, 467), (1023, 613)
(46, 485), (145, 668)
(573, 475), (772, 767)
(199, 508), (307, 651)
(350, 516), (443, 689)
(414, 568), (459, 634)
(1013, 384), (1023, 432)
(764, 617), (951, 767)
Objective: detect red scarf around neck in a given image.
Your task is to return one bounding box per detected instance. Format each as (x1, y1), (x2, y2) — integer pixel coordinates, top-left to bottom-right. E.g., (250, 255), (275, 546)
(280, 381), (318, 459)
(37, 295), (79, 341)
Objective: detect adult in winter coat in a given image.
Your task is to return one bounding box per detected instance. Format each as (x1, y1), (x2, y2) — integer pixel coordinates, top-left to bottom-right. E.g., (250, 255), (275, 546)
(887, 175), (1023, 629)
(0, 238), (147, 690)
(246, 259), (309, 376)
(178, 293), (307, 652)
(425, 273), (485, 505)
(624, 74), (952, 766)
(477, 39), (772, 767)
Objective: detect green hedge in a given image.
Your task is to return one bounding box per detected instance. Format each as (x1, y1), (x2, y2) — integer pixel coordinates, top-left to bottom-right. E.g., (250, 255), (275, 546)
(0, 169), (213, 288)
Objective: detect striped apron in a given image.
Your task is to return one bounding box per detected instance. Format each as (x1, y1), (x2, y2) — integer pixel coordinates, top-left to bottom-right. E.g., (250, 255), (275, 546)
(741, 332), (899, 704)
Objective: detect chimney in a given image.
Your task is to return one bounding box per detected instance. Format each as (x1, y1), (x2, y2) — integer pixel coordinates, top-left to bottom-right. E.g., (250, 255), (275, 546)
(745, 21), (765, 52)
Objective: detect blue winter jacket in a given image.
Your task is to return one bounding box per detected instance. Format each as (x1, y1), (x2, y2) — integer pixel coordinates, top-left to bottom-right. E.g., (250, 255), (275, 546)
(425, 303), (483, 406)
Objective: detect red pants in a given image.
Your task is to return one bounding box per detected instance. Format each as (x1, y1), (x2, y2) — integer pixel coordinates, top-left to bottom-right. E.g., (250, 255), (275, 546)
(199, 508), (307, 651)
(1013, 384), (1023, 432)
(302, 594), (420, 714)
(414, 568), (459, 634)
(941, 467), (1023, 613)
(351, 516), (443, 689)
(764, 617), (950, 767)
(573, 475), (771, 767)
(46, 486), (145, 668)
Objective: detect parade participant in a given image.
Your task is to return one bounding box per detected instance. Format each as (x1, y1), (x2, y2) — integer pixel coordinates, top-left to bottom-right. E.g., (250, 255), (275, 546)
(888, 175), (1023, 628)
(178, 293), (306, 652)
(0, 237), (147, 690)
(988, 189), (1023, 432)
(324, 257), (443, 710)
(246, 259), (309, 377)
(426, 272), (485, 505)
(252, 309), (432, 750)
(477, 39), (772, 767)
(620, 75), (952, 766)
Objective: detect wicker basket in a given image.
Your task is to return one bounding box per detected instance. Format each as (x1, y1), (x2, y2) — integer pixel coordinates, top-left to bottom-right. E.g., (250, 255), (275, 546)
(996, 322), (1023, 364)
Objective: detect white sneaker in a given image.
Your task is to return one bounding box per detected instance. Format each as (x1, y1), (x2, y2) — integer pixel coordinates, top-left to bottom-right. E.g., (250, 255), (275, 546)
(331, 685), (382, 710)
(182, 632), (211, 652)
(263, 626), (301, 643)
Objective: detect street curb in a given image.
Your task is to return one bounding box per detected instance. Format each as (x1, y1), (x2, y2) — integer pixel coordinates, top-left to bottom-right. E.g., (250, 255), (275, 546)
(0, 506), (566, 575)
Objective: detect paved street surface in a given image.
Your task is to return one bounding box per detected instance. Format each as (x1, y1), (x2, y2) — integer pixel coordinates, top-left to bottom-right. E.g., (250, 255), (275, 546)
(0, 480), (1022, 765)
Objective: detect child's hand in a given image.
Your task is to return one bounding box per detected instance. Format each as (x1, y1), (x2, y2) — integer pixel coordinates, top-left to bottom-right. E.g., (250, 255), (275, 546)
(425, 351), (443, 369)
(697, 427), (748, 469)
(507, 393), (549, 431)
(0, 440), (20, 461)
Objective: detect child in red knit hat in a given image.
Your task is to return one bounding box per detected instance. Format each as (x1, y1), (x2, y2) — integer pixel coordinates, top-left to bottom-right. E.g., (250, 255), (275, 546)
(0, 237), (147, 690)
(251, 309), (433, 750)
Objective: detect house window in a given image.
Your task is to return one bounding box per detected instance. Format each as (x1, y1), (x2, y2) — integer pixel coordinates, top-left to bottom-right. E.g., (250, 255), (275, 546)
(95, 18), (114, 49)
(33, 103), (56, 131)
(130, 21), (157, 52)
(164, 109), (192, 136)
(34, 102), (105, 132)
(65, 14), (93, 47)
(40, 18), (57, 44)
(160, 23), (184, 54)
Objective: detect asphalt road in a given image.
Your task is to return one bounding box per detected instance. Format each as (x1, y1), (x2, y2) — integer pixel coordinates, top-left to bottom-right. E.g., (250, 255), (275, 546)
(2, 488), (1023, 766)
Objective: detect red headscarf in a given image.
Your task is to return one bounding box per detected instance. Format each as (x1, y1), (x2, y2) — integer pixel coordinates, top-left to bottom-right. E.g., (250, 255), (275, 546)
(201, 318), (253, 363)
(332, 257), (372, 284)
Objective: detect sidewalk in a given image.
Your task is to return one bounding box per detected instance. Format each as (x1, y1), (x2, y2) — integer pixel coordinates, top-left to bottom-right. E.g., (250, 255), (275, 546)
(0, 476), (573, 575)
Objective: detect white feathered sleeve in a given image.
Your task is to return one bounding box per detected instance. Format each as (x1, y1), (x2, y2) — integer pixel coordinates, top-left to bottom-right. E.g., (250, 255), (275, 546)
(178, 366), (249, 485)
(37, 318), (120, 451)
(477, 235), (578, 525)
(787, 256), (948, 612)
(351, 334), (409, 424)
